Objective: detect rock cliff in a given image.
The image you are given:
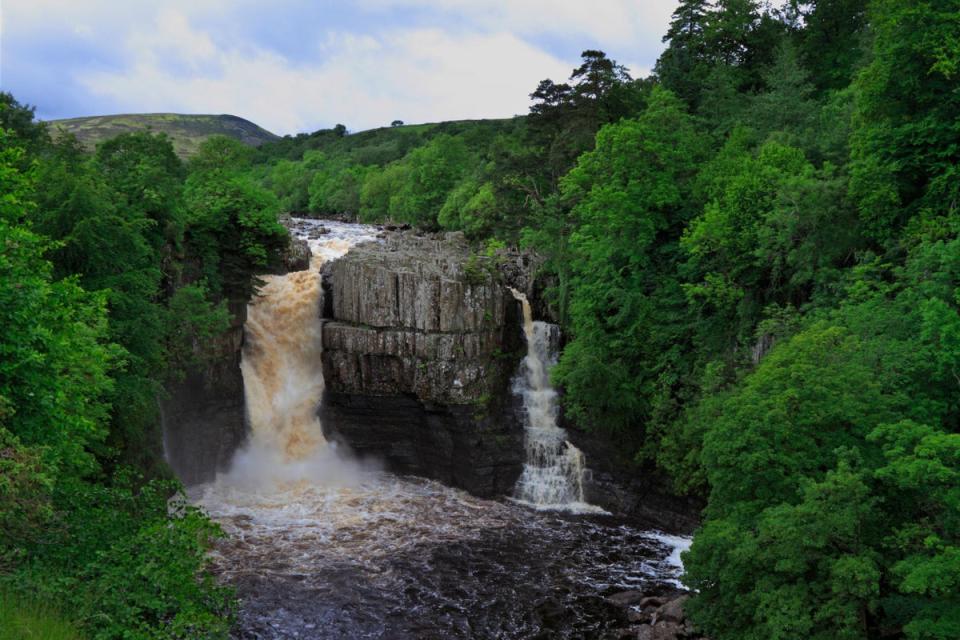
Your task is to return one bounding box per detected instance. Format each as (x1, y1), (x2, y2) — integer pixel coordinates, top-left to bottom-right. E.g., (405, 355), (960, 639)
(320, 230), (527, 497)
(161, 299), (248, 485)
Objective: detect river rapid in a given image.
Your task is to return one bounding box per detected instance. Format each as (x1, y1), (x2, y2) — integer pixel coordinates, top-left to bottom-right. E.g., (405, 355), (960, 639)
(188, 219), (690, 639)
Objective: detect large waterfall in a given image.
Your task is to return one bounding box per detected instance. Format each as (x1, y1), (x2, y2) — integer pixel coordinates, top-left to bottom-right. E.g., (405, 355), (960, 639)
(198, 221), (378, 492)
(509, 288), (602, 513)
(185, 220), (688, 638)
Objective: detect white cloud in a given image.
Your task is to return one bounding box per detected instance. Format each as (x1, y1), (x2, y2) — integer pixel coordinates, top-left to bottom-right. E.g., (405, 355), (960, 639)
(4, 0), (678, 132)
(358, 0), (676, 48)
(79, 10), (573, 134)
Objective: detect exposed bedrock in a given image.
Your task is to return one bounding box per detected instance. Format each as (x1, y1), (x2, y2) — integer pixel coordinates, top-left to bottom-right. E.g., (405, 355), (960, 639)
(161, 299), (248, 485)
(319, 230), (527, 497)
(563, 423), (703, 534)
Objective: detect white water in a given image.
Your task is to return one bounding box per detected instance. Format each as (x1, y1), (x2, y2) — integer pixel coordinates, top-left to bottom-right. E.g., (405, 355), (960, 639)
(202, 219), (380, 494)
(509, 288), (604, 513)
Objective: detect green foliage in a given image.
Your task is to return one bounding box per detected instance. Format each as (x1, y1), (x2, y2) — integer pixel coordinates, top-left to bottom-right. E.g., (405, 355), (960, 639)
(383, 134), (474, 227)
(95, 132), (184, 250)
(267, 159), (312, 212)
(188, 134), (253, 174)
(682, 138), (858, 349)
(308, 157), (372, 217)
(184, 157), (289, 297)
(438, 179), (499, 237)
(0, 137), (117, 476)
(550, 88), (705, 434)
(1, 129), (234, 638)
(849, 0), (960, 240)
(163, 283), (231, 380)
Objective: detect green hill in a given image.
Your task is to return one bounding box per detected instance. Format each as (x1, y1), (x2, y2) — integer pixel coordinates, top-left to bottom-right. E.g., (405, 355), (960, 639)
(48, 113), (279, 158)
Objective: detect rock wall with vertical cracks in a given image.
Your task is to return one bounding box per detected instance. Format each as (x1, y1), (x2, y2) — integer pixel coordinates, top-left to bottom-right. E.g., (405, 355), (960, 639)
(319, 230), (527, 497)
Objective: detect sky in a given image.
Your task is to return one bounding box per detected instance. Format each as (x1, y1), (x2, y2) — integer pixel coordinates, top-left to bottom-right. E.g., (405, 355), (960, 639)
(0, 1), (679, 135)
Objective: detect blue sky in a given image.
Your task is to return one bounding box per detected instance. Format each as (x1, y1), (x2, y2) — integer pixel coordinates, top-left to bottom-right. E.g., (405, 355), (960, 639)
(1, 1), (679, 135)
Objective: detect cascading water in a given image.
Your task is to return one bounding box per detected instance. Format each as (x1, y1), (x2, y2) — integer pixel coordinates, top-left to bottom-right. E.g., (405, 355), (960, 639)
(209, 221), (379, 491)
(509, 288), (602, 512)
(186, 219), (690, 638)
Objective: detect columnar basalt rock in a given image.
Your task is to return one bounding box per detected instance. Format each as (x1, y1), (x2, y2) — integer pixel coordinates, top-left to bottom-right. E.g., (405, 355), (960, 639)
(319, 230), (526, 496)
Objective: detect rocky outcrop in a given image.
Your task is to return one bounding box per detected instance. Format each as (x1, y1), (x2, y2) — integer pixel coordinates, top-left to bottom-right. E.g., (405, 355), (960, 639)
(564, 423), (703, 534)
(162, 223), (308, 485)
(604, 592), (707, 640)
(161, 299), (248, 485)
(320, 230), (527, 497)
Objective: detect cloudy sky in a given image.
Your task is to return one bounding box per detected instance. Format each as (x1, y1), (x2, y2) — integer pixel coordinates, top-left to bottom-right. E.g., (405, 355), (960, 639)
(1, 0), (678, 135)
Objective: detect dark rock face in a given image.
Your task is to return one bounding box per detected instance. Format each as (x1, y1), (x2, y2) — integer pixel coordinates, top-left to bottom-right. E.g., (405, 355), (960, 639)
(320, 231), (526, 497)
(564, 424), (703, 534)
(161, 299), (248, 485)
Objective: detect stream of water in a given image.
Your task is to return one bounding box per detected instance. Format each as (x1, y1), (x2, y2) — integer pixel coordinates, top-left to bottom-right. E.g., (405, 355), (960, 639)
(188, 219), (690, 639)
(508, 288), (601, 513)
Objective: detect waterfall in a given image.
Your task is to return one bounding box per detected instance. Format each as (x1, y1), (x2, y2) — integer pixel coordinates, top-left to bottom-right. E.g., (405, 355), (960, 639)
(212, 221), (379, 491)
(509, 288), (602, 512)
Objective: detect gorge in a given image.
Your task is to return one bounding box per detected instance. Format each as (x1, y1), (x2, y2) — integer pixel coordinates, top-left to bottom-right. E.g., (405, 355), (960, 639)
(168, 218), (697, 638)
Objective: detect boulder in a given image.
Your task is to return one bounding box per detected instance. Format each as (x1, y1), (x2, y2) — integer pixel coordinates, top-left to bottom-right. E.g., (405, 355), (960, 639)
(283, 236), (311, 272)
(606, 591), (648, 607)
(654, 595), (689, 625)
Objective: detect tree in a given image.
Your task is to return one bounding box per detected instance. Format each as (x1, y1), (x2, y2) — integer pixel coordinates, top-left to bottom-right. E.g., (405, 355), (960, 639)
(656, 0), (713, 106)
(789, 0), (868, 93)
(849, 0), (960, 242)
(550, 88), (706, 435)
(183, 170), (288, 299)
(526, 50), (644, 187)
(0, 131), (117, 477)
(385, 134), (473, 227)
(188, 134), (253, 175)
(0, 93), (48, 154)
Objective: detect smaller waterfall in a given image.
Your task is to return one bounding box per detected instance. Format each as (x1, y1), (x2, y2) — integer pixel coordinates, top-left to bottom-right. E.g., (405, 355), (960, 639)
(509, 289), (603, 512)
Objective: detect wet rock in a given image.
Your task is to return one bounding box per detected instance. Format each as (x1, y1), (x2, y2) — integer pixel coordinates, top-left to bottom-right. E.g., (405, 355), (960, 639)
(320, 230), (527, 497)
(283, 236), (310, 271)
(607, 591), (647, 607)
(162, 225), (314, 485)
(636, 621), (685, 640)
(655, 595), (689, 624)
(627, 608), (650, 623)
(562, 422), (703, 533)
(161, 298), (249, 485)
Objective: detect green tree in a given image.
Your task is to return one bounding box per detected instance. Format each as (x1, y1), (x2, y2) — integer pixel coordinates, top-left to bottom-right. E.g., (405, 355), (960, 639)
(849, 0), (960, 241)
(385, 134), (473, 227)
(549, 88), (705, 435)
(183, 169), (288, 298)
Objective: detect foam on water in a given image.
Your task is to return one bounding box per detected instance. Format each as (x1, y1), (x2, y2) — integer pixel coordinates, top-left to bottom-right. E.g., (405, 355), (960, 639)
(509, 288), (605, 513)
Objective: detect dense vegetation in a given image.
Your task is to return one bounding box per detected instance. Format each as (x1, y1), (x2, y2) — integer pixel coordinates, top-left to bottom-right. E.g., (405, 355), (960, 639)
(0, 94), (289, 638)
(3, 0), (958, 638)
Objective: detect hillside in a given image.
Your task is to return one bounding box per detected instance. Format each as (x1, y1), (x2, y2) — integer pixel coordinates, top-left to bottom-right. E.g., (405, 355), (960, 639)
(255, 117), (520, 165)
(48, 113), (279, 157)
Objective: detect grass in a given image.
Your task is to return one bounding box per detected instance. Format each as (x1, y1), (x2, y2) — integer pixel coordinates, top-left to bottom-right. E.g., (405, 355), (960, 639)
(0, 588), (83, 640)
